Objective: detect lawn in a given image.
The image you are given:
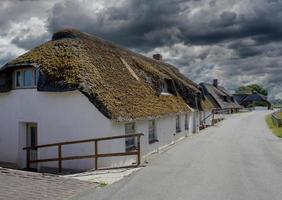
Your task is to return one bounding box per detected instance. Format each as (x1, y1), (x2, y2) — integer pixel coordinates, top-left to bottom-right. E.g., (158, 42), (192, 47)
(278, 112), (282, 118)
(265, 114), (282, 138)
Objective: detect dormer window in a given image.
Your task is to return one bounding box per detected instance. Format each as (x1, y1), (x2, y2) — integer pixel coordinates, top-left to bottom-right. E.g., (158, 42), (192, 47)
(14, 68), (39, 88)
(161, 81), (169, 93)
(160, 79), (176, 95)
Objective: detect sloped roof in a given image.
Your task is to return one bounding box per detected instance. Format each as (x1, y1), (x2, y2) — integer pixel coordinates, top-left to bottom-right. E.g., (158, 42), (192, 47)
(200, 83), (242, 109)
(1, 29), (206, 121)
(233, 93), (248, 103)
(234, 93), (270, 105)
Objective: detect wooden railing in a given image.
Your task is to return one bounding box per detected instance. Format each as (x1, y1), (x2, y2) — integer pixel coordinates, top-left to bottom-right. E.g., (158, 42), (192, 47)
(272, 110), (282, 127)
(23, 133), (144, 173)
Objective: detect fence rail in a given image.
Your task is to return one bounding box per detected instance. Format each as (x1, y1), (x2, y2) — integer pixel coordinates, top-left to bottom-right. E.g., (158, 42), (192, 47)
(23, 133), (144, 173)
(271, 110), (282, 127)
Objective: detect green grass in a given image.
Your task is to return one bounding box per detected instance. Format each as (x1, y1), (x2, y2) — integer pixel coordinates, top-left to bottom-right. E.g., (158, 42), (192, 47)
(98, 181), (108, 187)
(278, 112), (282, 118)
(265, 114), (282, 138)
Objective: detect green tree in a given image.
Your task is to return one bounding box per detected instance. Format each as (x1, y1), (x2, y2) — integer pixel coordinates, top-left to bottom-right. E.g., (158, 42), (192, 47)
(235, 84), (268, 96)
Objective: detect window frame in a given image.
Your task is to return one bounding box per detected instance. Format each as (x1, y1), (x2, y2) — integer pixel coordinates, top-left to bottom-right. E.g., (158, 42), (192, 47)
(14, 68), (38, 89)
(148, 120), (158, 144)
(125, 122), (136, 151)
(176, 115), (181, 133)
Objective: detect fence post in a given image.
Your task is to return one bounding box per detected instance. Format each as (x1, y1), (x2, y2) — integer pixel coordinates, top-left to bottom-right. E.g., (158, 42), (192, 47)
(95, 140), (98, 170)
(137, 135), (141, 166)
(26, 149), (30, 170)
(58, 145), (62, 173)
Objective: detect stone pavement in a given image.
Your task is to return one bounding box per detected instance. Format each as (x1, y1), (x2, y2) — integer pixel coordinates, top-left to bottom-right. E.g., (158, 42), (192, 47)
(0, 167), (97, 200)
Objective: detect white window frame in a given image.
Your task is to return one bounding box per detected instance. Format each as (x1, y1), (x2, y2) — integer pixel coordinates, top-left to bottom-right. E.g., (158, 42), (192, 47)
(125, 123), (136, 151)
(14, 68), (38, 89)
(148, 120), (157, 144)
(176, 115), (181, 133)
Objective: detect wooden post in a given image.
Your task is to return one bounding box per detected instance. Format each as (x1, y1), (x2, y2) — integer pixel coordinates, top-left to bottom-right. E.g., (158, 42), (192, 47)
(26, 149), (30, 170)
(58, 145), (62, 173)
(94, 140), (98, 170)
(137, 135), (141, 166)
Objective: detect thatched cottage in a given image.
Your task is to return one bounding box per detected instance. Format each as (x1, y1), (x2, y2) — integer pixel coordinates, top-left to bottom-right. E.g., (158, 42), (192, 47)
(200, 79), (242, 114)
(0, 29), (213, 171)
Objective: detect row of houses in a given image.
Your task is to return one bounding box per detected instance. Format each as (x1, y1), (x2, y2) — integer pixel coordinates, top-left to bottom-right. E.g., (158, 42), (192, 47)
(0, 29), (243, 172)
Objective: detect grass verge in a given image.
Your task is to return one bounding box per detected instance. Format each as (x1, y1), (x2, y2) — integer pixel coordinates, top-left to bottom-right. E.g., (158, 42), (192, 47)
(265, 114), (282, 138)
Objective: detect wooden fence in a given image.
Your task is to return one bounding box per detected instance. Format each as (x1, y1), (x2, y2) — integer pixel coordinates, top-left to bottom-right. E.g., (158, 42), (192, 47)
(23, 133), (144, 173)
(272, 110), (282, 127)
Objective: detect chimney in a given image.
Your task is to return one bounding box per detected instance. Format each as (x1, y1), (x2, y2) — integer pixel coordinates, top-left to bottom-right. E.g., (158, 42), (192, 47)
(153, 54), (162, 61)
(213, 79), (218, 88)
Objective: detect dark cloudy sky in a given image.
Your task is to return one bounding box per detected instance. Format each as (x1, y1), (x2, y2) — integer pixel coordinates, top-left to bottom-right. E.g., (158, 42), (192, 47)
(0, 0), (281, 99)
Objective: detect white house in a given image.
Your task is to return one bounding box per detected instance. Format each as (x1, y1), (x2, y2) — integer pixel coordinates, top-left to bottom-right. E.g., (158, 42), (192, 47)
(0, 29), (213, 171)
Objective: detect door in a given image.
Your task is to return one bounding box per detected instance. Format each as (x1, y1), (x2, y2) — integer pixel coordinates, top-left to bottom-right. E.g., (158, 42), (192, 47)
(26, 123), (38, 169)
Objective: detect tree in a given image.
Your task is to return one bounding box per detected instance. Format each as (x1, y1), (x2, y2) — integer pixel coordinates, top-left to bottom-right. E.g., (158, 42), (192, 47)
(235, 84), (268, 96)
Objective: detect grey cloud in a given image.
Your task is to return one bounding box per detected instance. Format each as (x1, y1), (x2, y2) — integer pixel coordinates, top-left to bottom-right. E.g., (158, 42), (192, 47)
(0, 0), (281, 99)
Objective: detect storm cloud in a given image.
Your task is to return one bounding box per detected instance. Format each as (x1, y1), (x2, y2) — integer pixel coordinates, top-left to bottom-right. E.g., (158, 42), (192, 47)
(0, 0), (281, 99)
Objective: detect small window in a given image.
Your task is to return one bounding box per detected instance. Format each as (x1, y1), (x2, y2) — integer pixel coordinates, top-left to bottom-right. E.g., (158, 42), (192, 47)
(161, 81), (169, 93)
(161, 79), (176, 95)
(185, 114), (189, 130)
(14, 68), (38, 88)
(176, 115), (181, 133)
(148, 120), (157, 144)
(125, 123), (136, 151)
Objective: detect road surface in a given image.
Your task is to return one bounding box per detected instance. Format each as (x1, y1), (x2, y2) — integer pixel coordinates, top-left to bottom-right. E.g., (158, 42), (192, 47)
(74, 110), (282, 200)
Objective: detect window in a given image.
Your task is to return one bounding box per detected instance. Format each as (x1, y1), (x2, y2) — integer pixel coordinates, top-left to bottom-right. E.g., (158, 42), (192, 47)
(176, 115), (181, 133)
(161, 79), (176, 95)
(125, 123), (136, 151)
(14, 68), (38, 88)
(148, 120), (157, 144)
(185, 114), (189, 130)
(161, 81), (169, 93)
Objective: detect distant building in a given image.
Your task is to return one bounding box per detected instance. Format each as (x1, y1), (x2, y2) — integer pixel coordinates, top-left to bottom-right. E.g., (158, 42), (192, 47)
(233, 92), (272, 109)
(200, 79), (242, 114)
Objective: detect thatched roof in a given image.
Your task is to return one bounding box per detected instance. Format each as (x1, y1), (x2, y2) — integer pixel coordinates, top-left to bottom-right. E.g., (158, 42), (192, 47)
(200, 83), (242, 109)
(1, 29), (211, 121)
(234, 93), (271, 108)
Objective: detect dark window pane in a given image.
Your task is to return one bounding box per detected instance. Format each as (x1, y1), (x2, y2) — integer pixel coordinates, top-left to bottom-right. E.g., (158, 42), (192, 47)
(24, 70), (33, 86)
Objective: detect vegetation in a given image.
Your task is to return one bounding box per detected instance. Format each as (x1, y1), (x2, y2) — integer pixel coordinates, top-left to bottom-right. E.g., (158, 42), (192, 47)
(236, 84), (268, 96)
(265, 114), (282, 138)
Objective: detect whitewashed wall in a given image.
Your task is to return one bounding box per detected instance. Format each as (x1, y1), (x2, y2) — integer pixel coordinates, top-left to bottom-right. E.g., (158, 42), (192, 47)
(0, 89), (193, 171)
(0, 89), (114, 170)
(107, 112), (192, 167)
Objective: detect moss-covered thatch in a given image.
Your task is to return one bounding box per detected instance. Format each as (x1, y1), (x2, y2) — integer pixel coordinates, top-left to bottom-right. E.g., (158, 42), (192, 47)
(2, 29), (213, 121)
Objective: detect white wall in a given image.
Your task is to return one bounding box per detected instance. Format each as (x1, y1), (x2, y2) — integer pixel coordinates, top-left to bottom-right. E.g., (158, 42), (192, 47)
(107, 112), (192, 167)
(0, 89), (194, 171)
(0, 89), (112, 170)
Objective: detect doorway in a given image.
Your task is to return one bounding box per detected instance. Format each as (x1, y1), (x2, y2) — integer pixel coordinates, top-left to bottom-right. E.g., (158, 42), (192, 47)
(26, 123), (38, 170)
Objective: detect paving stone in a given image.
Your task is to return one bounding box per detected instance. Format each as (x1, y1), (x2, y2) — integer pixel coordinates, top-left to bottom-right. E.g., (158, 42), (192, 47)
(0, 167), (97, 200)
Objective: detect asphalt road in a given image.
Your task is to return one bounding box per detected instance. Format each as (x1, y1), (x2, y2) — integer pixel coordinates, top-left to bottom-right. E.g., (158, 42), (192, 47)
(75, 110), (282, 200)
